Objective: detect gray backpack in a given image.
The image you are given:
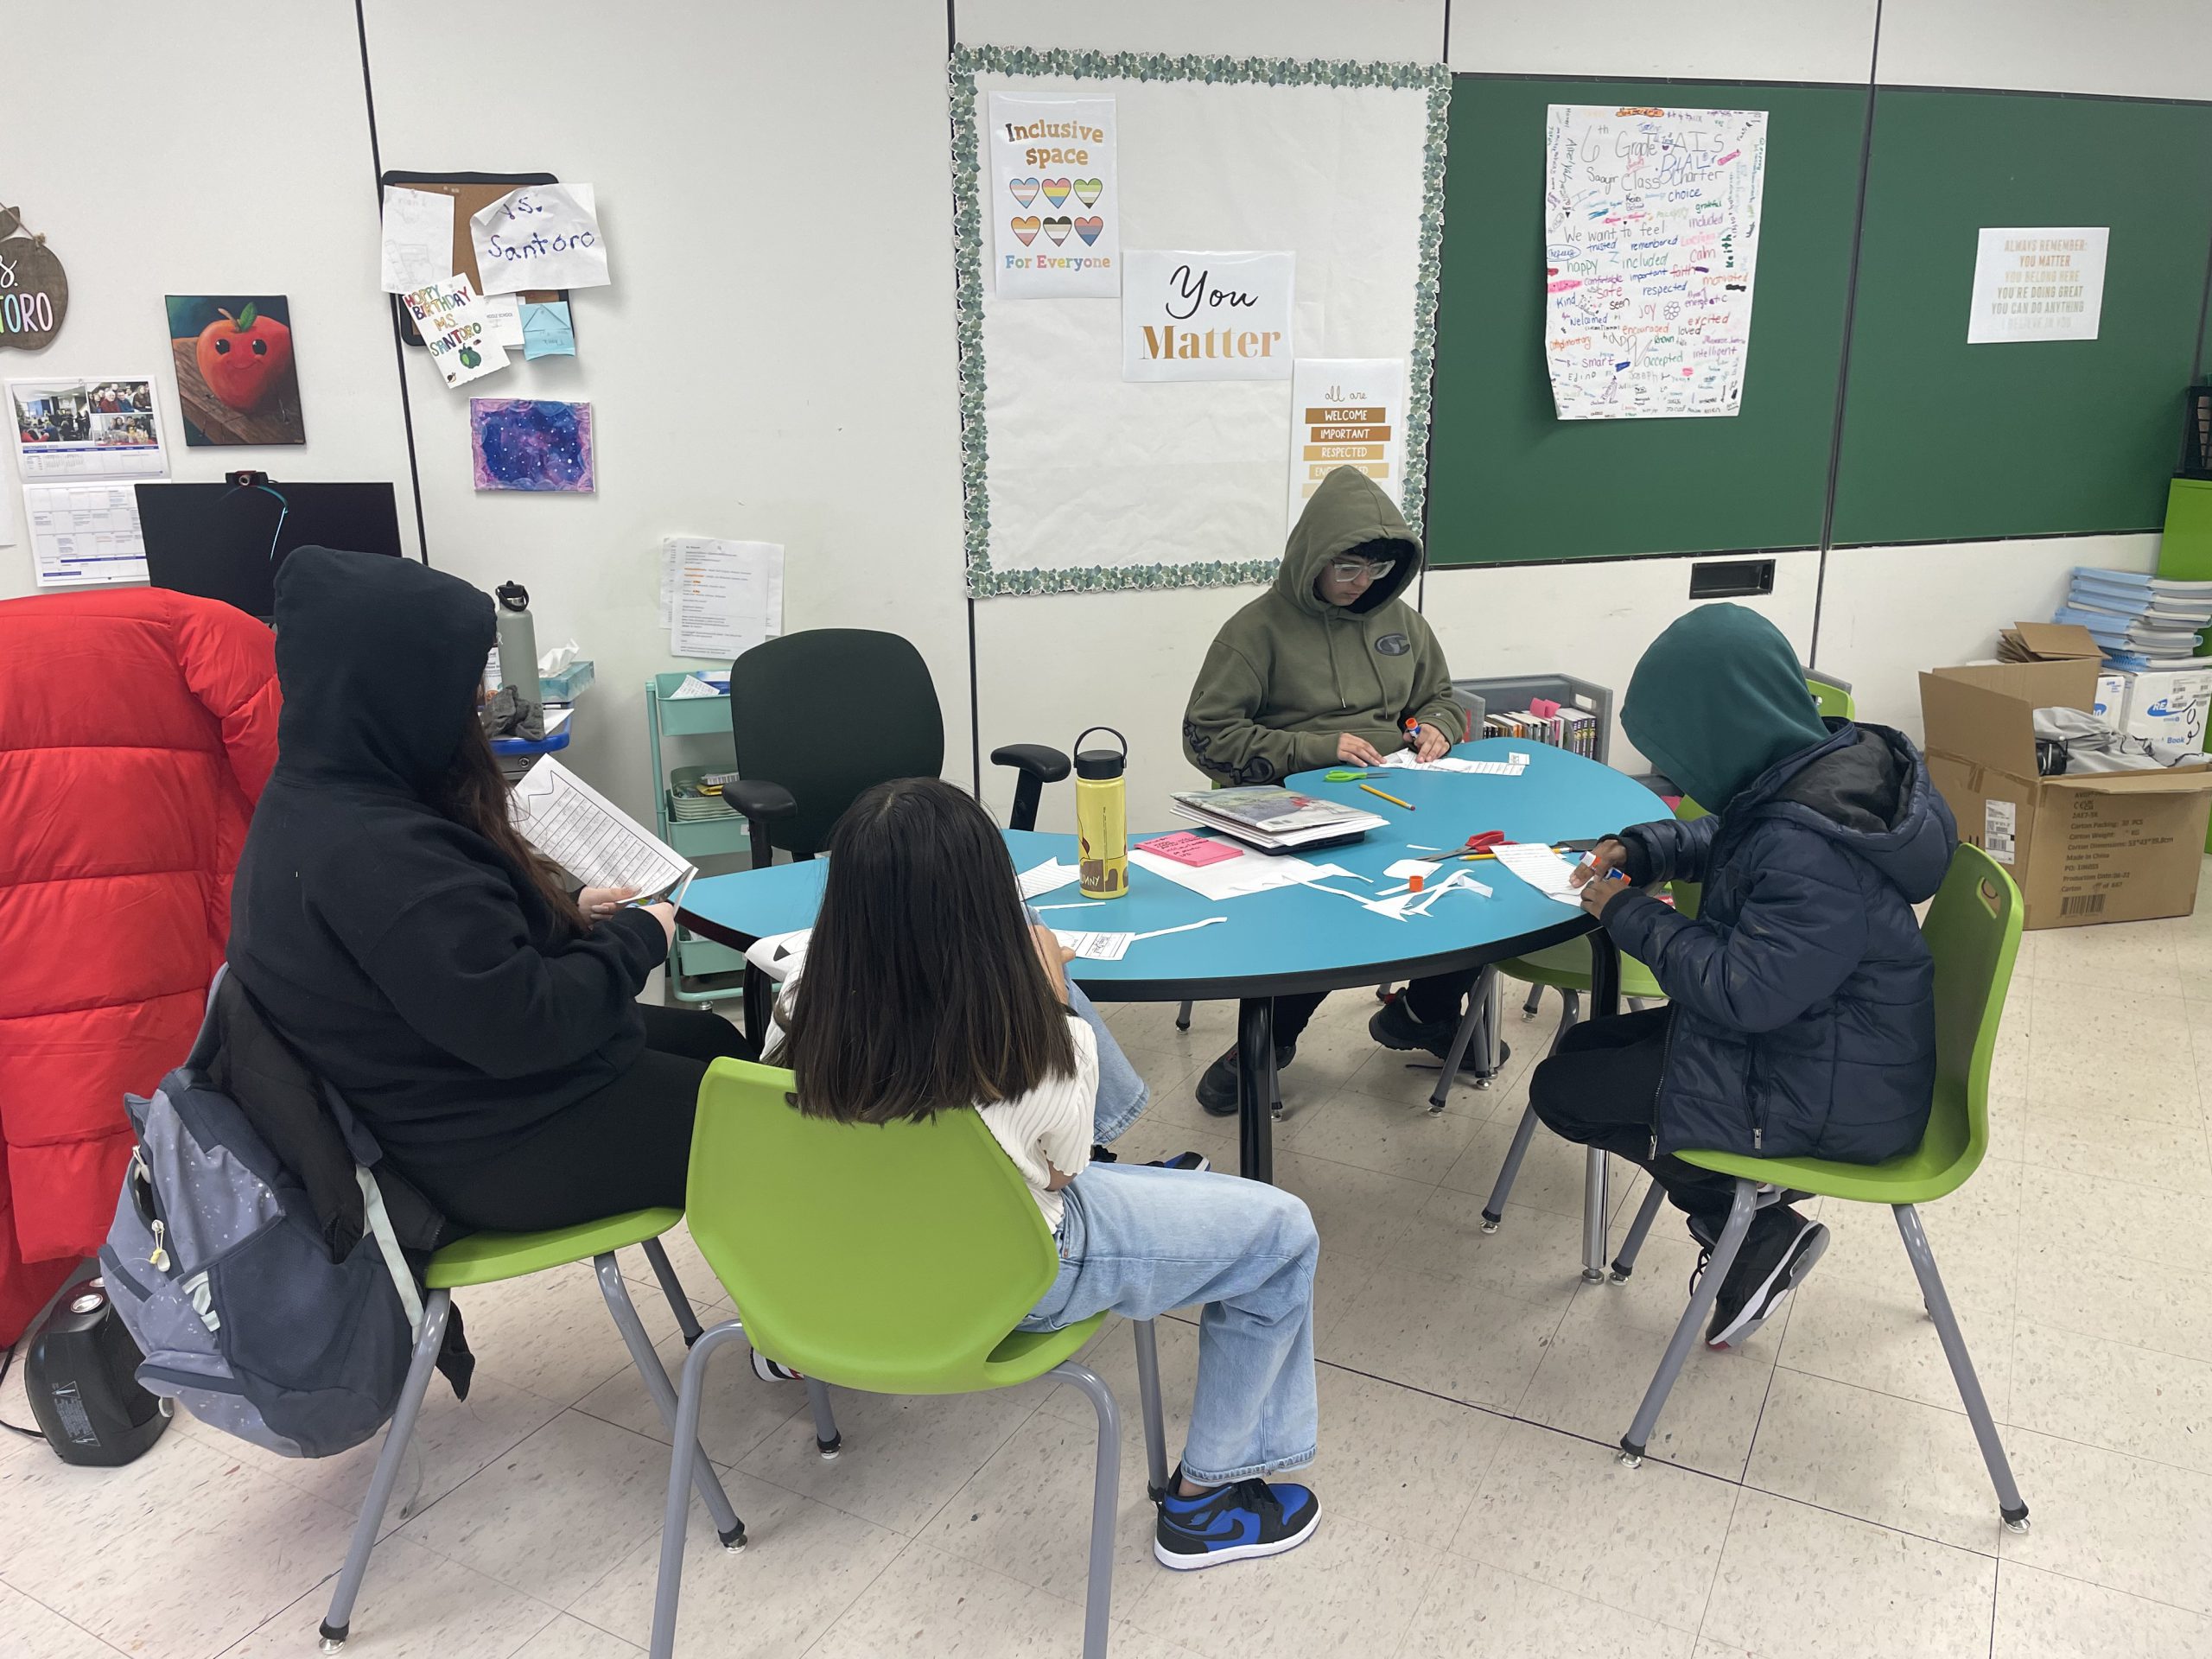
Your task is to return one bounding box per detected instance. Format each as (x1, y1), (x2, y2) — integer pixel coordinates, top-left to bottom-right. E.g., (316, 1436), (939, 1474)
(100, 969), (446, 1458)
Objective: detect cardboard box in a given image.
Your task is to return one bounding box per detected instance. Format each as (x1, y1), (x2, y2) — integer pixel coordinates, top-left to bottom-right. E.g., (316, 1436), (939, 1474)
(1921, 658), (2212, 928)
(2116, 669), (2212, 760)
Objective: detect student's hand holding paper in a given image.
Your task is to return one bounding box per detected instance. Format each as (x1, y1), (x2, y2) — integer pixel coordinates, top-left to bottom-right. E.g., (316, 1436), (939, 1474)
(579, 885), (638, 921)
(1031, 922), (1076, 996)
(1413, 722), (1452, 763)
(1336, 733), (1387, 766)
(1578, 868), (1631, 918)
(1570, 838), (1631, 887)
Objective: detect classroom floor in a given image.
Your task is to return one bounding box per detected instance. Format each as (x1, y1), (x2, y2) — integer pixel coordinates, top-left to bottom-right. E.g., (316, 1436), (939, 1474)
(6, 900), (2212, 1659)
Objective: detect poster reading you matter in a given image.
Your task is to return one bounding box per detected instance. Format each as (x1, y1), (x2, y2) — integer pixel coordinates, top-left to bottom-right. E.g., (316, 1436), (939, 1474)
(1967, 227), (2109, 343)
(988, 94), (1119, 298)
(1122, 251), (1294, 383)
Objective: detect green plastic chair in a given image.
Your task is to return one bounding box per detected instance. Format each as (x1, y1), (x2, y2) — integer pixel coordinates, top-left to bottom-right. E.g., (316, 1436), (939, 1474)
(319, 1211), (742, 1653)
(647, 1060), (1167, 1659)
(1607, 846), (2030, 1533)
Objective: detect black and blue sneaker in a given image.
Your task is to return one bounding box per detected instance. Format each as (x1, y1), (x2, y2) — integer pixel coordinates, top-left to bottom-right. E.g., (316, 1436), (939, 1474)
(1154, 1468), (1321, 1570)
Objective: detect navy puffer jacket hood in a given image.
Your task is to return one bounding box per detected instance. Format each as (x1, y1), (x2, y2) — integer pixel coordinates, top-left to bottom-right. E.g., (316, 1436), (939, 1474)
(1603, 721), (1958, 1163)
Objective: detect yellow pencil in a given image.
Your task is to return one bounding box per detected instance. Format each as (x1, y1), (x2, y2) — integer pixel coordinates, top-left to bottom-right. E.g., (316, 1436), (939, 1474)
(1359, 783), (1415, 811)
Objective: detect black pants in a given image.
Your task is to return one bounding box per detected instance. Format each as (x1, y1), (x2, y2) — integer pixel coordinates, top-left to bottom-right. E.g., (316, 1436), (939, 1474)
(1270, 969), (1480, 1048)
(425, 1004), (756, 1235)
(1526, 1005), (1736, 1228)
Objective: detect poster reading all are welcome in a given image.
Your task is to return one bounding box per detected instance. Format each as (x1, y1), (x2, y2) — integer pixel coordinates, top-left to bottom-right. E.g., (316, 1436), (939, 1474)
(988, 94), (1119, 298)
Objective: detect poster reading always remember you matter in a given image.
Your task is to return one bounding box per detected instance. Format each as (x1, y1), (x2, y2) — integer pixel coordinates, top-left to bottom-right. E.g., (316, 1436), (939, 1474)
(988, 94), (1118, 298)
(1542, 105), (1769, 420)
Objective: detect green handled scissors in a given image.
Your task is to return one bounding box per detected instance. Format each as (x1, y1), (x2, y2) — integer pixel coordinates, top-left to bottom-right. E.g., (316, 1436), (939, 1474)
(1323, 769), (1383, 781)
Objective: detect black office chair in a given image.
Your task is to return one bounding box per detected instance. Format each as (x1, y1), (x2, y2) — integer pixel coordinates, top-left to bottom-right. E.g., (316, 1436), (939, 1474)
(725, 628), (1070, 868)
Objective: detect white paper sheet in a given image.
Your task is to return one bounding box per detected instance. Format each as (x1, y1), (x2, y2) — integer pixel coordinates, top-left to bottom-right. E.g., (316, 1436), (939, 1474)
(378, 187), (455, 294)
(667, 537), (784, 660)
(1053, 929), (1132, 962)
(509, 754), (694, 899)
(471, 184), (609, 295)
(1966, 227), (2109, 343)
(1018, 858), (1084, 899)
(399, 276), (510, 388)
(1128, 846), (1332, 902)
(1373, 749), (1529, 776)
(22, 482), (147, 587)
(1288, 359), (1404, 527)
(1122, 251), (1295, 383)
(9, 378), (169, 480)
(1491, 842), (1587, 906)
(989, 94), (1119, 298)
(1543, 105), (1768, 420)
(480, 292), (526, 350)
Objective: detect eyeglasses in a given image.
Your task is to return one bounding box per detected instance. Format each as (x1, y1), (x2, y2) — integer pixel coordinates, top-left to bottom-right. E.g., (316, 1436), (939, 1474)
(1325, 557), (1394, 582)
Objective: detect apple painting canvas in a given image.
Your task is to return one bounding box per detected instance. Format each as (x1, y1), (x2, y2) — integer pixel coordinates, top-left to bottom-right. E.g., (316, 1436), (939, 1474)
(165, 293), (305, 446)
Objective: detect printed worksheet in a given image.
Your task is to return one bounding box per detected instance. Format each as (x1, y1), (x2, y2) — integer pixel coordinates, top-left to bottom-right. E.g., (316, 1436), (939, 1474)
(1491, 842), (1588, 906)
(510, 754), (694, 899)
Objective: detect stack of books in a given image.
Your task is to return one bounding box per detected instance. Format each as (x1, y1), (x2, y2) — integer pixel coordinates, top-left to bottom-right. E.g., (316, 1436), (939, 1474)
(1167, 786), (1387, 852)
(2053, 569), (2212, 670)
(1482, 700), (1598, 756)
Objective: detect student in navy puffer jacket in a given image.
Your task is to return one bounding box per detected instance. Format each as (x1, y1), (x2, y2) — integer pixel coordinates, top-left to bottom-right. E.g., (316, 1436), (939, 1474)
(1530, 605), (1957, 1351)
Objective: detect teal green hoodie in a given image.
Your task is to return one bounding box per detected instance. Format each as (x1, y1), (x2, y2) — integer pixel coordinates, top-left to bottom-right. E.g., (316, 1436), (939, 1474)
(1182, 467), (1459, 785)
(1621, 605), (1829, 810)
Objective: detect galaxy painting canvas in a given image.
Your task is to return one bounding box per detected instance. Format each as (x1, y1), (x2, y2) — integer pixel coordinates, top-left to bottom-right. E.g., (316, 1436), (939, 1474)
(469, 397), (595, 493)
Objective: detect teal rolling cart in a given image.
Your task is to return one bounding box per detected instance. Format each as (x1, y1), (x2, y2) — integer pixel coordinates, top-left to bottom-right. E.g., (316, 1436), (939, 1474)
(645, 674), (751, 1003)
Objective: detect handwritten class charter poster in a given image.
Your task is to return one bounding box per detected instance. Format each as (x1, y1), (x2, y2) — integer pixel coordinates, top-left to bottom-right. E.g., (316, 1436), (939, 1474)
(1542, 105), (1769, 421)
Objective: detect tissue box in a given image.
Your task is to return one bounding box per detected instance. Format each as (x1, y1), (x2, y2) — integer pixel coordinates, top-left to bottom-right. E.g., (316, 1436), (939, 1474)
(540, 659), (595, 702)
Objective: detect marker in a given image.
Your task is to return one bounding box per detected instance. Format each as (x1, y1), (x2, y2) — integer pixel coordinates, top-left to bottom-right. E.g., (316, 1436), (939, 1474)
(1402, 717), (1421, 750)
(1360, 783), (1414, 811)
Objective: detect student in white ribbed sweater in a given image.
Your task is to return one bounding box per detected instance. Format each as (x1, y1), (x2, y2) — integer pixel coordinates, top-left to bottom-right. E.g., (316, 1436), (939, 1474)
(771, 778), (1325, 1572)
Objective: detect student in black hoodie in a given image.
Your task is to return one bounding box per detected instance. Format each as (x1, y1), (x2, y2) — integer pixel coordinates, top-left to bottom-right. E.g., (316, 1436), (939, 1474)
(228, 547), (753, 1234)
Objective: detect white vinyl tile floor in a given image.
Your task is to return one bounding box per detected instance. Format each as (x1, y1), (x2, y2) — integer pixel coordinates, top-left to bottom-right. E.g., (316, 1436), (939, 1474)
(7, 899), (2212, 1657)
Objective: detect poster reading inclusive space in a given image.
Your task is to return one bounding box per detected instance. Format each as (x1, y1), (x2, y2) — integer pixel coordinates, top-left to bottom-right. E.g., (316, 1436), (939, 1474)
(988, 93), (1119, 298)
(1541, 105), (1769, 421)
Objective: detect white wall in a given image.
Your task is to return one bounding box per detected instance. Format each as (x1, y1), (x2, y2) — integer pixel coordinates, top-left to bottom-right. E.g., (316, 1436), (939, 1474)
(0, 6), (416, 602)
(1447, 0), (1877, 81)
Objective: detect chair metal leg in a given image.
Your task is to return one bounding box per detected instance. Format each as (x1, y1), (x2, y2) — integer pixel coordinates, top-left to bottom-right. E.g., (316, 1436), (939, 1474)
(594, 1255), (745, 1547)
(805, 1376), (842, 1459)
(1131, 1319), (1172, 1501)
(1175, 999), (1192, 1031)
(1480, 1105), (1541, 1232)
(1429, 987), (1486, 1114)
(1521, 982), (1543, 1020)
(1580, 1149), (1611, 1282)
(1620, 1180), (1760, 1465)
(650, 1323), (750, 1659)
(640, 1236), (705, 1347)
(1894, 1205), (2030, 1532)
(1627, 996), (1650, 1013)
(1611, 1182), (1668, 1282)
(1048, 1360), (1124, 1659)
(320, 1291), (450, 1652)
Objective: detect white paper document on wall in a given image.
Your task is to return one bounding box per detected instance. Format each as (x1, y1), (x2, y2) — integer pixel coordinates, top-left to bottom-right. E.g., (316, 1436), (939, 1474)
(23, 482), (148, 587)
(1966, 228), (2109, 343)
(378, 186), (456, 294)
(1542, 105), (1768, 420)
(510, 754), (694, 900)
(668, 537), (784, 660)
(1287, 359), (1404, 527)
(470, 184), (610, 295)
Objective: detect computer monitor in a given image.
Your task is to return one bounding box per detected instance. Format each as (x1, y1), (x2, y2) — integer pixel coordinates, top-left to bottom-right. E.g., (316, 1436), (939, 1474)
(135, 479), (405, 620)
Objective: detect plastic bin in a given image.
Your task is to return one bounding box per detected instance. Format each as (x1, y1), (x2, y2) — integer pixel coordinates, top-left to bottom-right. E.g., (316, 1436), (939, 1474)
(1451, 672), (1614, 766)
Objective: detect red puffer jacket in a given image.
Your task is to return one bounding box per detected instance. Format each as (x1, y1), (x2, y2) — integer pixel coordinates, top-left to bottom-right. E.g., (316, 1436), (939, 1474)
(0, 589), (278, 1343)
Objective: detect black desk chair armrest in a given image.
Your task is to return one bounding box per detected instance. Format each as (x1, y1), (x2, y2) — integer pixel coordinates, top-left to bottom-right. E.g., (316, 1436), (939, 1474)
(991, 744), (1071, 832)
(726, 779), (798, 870)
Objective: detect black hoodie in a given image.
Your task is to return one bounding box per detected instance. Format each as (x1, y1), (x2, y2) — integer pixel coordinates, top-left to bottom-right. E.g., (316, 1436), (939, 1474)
(227, 548), (667, 1171)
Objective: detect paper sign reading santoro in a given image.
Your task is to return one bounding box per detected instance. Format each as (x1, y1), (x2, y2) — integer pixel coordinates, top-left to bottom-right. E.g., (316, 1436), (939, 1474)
(1122, 251), (1294, 382)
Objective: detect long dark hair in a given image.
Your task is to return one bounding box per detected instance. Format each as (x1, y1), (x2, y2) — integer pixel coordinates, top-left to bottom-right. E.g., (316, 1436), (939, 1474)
(772, 777), (1076, 1122)
(434, 718), (588, 933)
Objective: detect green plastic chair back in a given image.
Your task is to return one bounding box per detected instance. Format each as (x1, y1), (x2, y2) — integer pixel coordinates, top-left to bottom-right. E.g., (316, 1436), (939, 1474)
(683, 1058), (1103, 1395)
(1805, 674), (1857, 720)
(424, 1209), (683, 1291)
(1681, 844), (2022, 1205)
(1500, 797), (1707, 990)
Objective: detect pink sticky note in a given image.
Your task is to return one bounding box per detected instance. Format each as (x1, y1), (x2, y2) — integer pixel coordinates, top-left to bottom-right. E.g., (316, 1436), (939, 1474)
(1139, 832), (1242, 868)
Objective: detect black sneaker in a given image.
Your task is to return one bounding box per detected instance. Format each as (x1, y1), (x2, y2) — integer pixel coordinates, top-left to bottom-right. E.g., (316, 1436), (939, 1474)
(1154, 1468), (1321, 1570)
(751, 1350), (803, 1382)
(1369, 1000), (1506, 1071)
(1195, 1044), (1295, 1116)
(1148, 1151), (1211, 1173)
(1697, 1208), (1828, 1351)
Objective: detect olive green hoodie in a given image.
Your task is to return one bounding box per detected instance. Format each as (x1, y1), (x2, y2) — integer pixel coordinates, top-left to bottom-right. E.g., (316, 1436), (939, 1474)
(1182, 466), (1459, 785)
(1621, 605), (1830, 810)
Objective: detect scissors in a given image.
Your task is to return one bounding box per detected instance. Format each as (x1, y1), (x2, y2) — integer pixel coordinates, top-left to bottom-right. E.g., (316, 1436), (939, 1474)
(1322, 769), (1383, 782)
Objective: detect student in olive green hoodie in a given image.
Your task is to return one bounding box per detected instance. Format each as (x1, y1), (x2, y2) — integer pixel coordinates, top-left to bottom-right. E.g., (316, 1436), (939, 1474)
(1180, 466), (1483, 1116)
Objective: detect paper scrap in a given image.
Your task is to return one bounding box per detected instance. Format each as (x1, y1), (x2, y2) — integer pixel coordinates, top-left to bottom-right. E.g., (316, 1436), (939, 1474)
(509, 754), (693, 899)
(520, 300), (576, 359)
(666, 537), (784, 661)
(1018, 859), (1084, 899)
(667, 674), (721, 700)
(1129, 846), (1325, 902)
(1491, 842), (1588, 906)
(471, 184), (608, 295)
(22, 481), (147, 587)
(400, 276), (509, 388)
(378, 187), (455, 294)
(1133, 917), (1228, 943)
(480, 292), (525, 350)
(1375, 749), (1529, 776)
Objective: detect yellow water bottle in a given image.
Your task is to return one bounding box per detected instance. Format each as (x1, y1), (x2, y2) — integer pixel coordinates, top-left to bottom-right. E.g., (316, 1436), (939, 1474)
(1073, 726), (1128, 900)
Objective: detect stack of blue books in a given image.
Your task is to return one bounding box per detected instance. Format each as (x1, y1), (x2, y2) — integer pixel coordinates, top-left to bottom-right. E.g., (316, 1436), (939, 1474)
(2054, 569), (2212, 670)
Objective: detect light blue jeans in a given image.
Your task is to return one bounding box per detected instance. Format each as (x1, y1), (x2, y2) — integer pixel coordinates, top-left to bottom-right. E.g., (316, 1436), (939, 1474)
(1065, 979), (1148, 1143)
(1020, 1163), (1320, 1485)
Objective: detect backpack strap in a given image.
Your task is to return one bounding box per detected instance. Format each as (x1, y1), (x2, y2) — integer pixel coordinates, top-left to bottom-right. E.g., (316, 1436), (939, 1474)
(356, 1166), (426, 1341)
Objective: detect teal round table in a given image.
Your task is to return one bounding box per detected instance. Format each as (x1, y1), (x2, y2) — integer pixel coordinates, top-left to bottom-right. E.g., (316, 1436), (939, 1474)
(680, 739), (1662, 1198)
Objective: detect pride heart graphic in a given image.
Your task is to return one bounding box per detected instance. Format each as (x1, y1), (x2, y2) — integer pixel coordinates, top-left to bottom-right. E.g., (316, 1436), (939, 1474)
(1073, 178), (1103, 207)
(1008, 176), (1039, 207)
(1010, 215), (1039, 246)
(1040, 178), (1071, 207)
(1073, 216), (1103, 245)
(1042, 216), (1072, 245)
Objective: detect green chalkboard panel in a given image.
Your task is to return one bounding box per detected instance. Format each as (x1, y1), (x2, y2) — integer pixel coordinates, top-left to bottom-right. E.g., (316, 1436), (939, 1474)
(1423, 78), (1869, 565)
(1832, 90), (2212, 545)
